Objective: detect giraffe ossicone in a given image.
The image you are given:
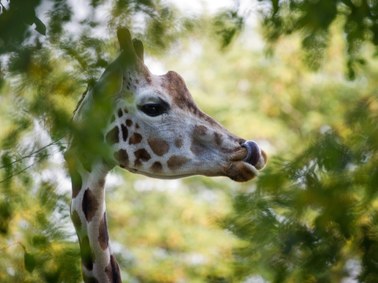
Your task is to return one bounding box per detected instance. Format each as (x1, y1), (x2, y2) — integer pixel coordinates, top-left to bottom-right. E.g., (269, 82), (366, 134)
(66, 27), (266, 283)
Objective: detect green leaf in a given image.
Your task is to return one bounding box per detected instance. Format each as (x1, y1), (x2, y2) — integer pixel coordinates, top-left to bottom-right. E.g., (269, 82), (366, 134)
(24, 251), (36, 273)
(34, 17), (46, 35)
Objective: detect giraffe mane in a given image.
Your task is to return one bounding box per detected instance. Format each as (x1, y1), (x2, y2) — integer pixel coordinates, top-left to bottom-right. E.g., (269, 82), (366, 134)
(73, 85), (89, 116)
(73, 27), (143, 117)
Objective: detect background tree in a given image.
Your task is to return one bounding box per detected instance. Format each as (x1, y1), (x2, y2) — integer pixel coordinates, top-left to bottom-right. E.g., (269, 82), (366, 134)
(0, 0), (377, 282)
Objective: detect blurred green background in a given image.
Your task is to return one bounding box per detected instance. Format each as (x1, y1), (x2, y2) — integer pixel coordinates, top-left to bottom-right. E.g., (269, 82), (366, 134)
(0, 0), (377, 282)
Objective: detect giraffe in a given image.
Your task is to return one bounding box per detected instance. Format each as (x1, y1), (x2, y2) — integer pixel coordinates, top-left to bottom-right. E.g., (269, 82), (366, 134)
(65, 27), (267, 283)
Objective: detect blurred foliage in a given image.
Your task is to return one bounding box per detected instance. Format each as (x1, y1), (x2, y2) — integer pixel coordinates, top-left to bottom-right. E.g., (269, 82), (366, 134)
(0, 0), (378, 282)
(107, 176), (239, 282)
(213, 10), (244, 50)
(258, 0), (378, 78)
(226, 98), (378, 282)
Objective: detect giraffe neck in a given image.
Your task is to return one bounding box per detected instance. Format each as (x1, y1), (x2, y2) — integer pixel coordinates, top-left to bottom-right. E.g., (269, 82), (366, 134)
(69, 160), (122, 283)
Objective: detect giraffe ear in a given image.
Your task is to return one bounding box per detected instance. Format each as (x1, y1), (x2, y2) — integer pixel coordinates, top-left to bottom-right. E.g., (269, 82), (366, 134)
(117, 27), (133, 51)
(132, 38), (144, 62)
(117, 27), (137, 63)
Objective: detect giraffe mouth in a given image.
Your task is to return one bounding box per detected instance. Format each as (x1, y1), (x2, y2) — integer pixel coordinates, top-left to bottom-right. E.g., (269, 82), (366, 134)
(241, 141), (267, 170)
(226, 141), (267, 182)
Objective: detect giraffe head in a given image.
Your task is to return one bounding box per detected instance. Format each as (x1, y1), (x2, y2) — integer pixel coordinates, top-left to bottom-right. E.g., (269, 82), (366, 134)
(76, 28), (266, 182)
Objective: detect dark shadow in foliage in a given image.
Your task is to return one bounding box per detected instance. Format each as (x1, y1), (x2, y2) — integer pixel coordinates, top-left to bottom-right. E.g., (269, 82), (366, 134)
(225, 95), (378, 282)
(213, 10), (244, 49)
(0, 0), (46, 54)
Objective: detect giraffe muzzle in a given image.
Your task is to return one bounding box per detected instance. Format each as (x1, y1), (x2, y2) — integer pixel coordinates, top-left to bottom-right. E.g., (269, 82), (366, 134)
(242, 141), (266, 170)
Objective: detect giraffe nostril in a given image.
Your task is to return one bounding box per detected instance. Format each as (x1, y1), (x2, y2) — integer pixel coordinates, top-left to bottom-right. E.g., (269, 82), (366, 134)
(242, 141), (261, 167)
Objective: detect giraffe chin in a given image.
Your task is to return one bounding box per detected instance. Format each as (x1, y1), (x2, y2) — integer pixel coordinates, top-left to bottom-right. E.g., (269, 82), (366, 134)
(225, 161), (260, 182)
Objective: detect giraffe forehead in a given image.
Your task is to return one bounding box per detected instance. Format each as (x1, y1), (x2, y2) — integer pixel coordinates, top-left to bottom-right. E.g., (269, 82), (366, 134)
(159, 71), (195, 109)
(158, 72), (219, 127)
(125, 69), (197, 115)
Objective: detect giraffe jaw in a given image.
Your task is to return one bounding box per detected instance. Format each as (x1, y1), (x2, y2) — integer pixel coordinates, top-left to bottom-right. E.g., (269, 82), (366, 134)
(126, 164), (259, 182)
(117, 141), (267, 182)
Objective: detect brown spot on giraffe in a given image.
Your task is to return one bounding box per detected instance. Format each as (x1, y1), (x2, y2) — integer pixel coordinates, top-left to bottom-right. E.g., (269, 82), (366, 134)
(167, 155), (189, 170)
(193, 125), (208, 136)
(126, 119), (132, 127)
(98, 212), (109, 250)
(214, 132), (223, 146)
(121, 124), (128, 141)
(105, 255), (121, 283)
(129, 132), (142, 144)
(117, 109), (123, 117)
(148, 138), (169, 156)
(82, 189), (99, 222)
(134, 148), (151, 166)
(106, 127), (120, 144)
(190, 125), (215, 155)
(150, 161), (163, 172)
(114, 149), (129, 167)
(190, 139), (204, 155)
(175, 138), (183, 148)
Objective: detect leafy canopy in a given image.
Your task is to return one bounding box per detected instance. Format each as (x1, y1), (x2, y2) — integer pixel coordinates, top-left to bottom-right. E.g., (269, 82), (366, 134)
(0, 0), (378, 282)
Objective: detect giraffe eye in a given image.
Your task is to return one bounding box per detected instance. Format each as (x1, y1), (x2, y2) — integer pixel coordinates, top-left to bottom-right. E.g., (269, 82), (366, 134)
(139, 102), (169, 117)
